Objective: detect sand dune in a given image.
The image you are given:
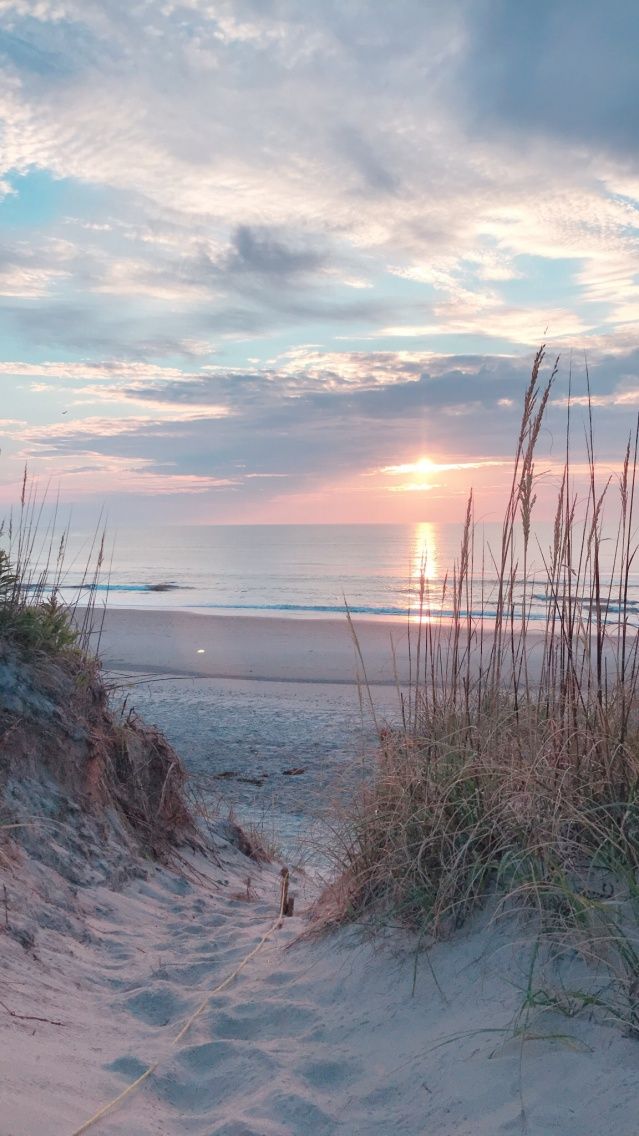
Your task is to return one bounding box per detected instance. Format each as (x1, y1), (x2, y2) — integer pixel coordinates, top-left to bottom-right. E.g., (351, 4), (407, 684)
(4, 609), (638, 1135)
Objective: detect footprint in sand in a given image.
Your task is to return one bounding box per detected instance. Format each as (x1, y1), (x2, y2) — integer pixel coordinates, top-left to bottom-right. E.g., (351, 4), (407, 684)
(105, 1054), (149, 1080)
(250, 1092), (337, 1136)
(154, 957), (222, 987)
(295, 1055), (358, 1089)
(123, 983), (190, 1026)
(212, 1001), (316, 1042)
(168, 919), (217, 939)
(260, 968), (297, 987)
(154, 1040), (277, 1112)
(207, 1123), (288, 1136)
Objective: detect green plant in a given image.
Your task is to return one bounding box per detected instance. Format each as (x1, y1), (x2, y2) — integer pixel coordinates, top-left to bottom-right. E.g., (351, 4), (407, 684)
(0, 470), (106, 656)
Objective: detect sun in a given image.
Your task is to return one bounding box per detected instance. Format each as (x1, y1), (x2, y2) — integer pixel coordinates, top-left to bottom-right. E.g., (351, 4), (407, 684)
(381, 456), (445, 494)
(381, 455), (508, 493)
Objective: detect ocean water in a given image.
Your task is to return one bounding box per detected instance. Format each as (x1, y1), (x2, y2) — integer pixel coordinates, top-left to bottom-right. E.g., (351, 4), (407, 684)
(46, 521), (639, 626)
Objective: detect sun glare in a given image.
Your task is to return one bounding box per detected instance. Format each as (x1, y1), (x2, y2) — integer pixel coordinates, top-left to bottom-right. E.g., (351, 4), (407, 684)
(383, 456), (507, 476)
(381, 455), (508, 496)
(389, 458), (440, 476)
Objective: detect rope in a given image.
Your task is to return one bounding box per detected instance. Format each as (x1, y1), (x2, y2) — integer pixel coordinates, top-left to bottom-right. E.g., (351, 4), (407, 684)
(69, 871), (289, 1136)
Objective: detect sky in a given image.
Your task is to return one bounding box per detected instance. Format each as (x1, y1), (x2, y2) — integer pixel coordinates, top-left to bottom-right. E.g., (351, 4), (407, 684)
(1, 0), (639, 525)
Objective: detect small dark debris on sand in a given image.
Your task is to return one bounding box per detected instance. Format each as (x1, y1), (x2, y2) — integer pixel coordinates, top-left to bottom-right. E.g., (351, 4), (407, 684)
(213, 770), (269, 786)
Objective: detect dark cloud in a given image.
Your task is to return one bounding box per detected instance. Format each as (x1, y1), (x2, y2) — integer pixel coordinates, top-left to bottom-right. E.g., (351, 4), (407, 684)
(226, 225), (325, 278)
(19, 345), (639, 518)
(117, 349), (635, 433)
(19, 352), (554, 473)
(458, 0), (639, 158)
(2, 300), (120, 353)
(0, 296), (268, 353)
(118, 354), (540, 416)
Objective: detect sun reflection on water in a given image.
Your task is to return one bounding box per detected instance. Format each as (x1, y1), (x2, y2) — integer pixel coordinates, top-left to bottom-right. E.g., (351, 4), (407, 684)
(412, 521), (439, 579)
(409, 521), (441, 619)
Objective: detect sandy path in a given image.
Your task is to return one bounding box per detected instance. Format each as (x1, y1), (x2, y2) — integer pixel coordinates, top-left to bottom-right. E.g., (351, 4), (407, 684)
(3, 845), (637, 1136)
(96, 607), (410, 860)
(110, 675), (403, 860)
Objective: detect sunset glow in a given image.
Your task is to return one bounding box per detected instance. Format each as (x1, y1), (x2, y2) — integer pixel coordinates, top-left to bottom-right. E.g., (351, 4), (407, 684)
(0, 4), (636, 523)
(382, 458), (508, 477)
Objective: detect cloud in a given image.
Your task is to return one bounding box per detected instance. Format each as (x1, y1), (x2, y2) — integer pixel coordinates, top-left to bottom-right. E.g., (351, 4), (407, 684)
(457, 1), (639, 162)
(71, 351), (526, 417)
(333, 124), (399, 195)
(0, 233), (74, 295)
(9, 450), (238, 497)
(17, 405), (191, 447)
(4, 341), (635, 521)
(225, 225), (325, 279)
(0, 1), (634, 291)
(0, 359), (203, 380)
(0, 349), (595, 471)
(1, 3), (639, 518)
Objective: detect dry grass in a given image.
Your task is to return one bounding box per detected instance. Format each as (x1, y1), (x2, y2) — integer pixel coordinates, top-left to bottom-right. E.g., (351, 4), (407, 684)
(325, 347), (639, 1029)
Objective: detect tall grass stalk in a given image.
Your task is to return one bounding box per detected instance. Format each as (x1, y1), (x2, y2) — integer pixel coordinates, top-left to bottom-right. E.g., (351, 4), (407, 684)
(327, 348), (639, 1027)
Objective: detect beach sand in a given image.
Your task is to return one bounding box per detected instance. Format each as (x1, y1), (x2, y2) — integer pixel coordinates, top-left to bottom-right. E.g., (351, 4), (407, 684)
(93, 608), (411, 684)
(94, 605), (586, 688)
(3, 608), (637, 1135)
(96, 610), (410, 857)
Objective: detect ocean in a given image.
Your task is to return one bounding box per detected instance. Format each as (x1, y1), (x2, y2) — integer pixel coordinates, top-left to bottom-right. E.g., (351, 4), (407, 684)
(49, 520), (639, 626)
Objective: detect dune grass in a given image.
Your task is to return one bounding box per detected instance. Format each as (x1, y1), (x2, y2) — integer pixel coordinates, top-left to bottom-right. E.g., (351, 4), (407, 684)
(326, 347), (639, 1030)
(0, 470), (105, 655)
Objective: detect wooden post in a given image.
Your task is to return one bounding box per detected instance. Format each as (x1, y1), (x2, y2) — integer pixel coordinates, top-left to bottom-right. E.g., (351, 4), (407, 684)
(280, 867), (294, 917)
